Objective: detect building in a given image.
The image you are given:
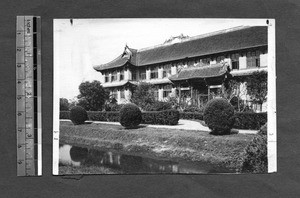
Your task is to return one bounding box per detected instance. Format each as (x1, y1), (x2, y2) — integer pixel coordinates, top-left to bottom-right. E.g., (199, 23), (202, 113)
(93, 26), (268, 112)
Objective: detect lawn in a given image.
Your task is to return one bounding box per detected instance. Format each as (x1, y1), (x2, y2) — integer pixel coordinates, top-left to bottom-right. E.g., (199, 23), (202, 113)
(59, 165), (122, 175)
(59, 120), (254, 171)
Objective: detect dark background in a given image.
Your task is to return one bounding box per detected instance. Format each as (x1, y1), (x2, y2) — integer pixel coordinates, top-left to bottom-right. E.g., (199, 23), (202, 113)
(0, 0), (300, 197)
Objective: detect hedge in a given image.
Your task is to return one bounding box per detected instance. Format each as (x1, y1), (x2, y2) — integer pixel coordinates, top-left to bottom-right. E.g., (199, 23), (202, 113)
(179, 112), (203, 120)
(88, 111), (119, 122)
(60, 110), (179, 125)
(60, 111), (267, 130)
(234, 112), (267, 130)
(142, 109), (180, 125)
(60, 111), (70, 119)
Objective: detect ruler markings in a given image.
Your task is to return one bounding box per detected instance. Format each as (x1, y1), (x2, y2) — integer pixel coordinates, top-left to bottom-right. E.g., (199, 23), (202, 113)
(16, 16), (41, 176)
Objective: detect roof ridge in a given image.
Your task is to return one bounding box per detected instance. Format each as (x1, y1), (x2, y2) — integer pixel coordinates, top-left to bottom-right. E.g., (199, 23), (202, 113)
(137, 26), (251, 52)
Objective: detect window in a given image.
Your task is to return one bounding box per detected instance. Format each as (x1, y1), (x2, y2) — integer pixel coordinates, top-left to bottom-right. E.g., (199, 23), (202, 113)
(111, 71), (117, 82)
(247, 51), (260, 68)
(163, 65), (171, 78)
(231, 53), (240, 70)
(111, 90), (118, 99)
(150, 67), (158, 79)
(216, 56), (225, 63)
(132, 70), (137, 81)
(119, 70), (124, 81)
(200, 58), (210, 66)
(105, 73), (110, 83)
(163, 85), (172, 98)
(154, 89), (159, 101)
(120, 89), (125, 99)
(139, 68), (146, 80)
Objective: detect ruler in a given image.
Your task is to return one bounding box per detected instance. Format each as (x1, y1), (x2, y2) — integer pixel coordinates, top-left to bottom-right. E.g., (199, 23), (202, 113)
(16, 16), (42, 176)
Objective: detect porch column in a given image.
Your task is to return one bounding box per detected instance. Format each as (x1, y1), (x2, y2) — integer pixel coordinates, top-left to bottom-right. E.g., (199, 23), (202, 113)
(190, 84), (193, 105)
(158, 88), (163, 101)
(146, 68), (151, 80)
(178, 83), (181, 105)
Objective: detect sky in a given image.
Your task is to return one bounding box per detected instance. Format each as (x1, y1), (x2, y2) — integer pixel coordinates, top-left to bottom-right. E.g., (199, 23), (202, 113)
(54, 18), (268, 100)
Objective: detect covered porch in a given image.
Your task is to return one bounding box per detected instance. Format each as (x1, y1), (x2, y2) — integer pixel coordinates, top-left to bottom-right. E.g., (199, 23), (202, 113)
(169, 63), (230, 108)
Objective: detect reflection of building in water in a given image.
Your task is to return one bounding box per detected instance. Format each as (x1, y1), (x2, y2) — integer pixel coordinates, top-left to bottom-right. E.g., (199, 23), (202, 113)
(59, 145), (213, 173)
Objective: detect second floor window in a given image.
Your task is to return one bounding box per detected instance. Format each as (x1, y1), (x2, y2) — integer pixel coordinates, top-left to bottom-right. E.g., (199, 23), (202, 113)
(151, 67), (158, 79)
(132, 70), (137, 81)
(247, 51), (260, 68)
(111, 71), (117, 82)
(119, 70), (124, 81)
(163, 65), (171, 78)
(105, 73), (110, 83)
(231, 53), (240, 70)
(139, 68), (146, 80)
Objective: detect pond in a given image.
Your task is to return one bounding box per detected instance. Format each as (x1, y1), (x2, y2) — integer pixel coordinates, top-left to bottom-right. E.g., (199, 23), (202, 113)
(59, 144), (235, 174)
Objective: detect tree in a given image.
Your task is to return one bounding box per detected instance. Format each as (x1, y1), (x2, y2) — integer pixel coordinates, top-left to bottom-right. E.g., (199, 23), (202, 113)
(131, 82), (156, 109)
(60, 98), (69, 111)
(77, 80), (109, 111)
(245, 71), (268, 111)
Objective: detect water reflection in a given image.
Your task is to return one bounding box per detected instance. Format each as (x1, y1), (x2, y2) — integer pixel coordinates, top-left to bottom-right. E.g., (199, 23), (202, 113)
(59, 144), (233, 174)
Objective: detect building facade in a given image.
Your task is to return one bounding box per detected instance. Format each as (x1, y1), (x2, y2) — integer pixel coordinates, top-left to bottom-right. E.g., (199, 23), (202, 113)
(93, 26), (268, 112)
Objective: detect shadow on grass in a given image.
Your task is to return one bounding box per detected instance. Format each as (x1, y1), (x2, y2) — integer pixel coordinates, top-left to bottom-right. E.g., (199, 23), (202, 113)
(121, 125), (147, 130)
(209, 128), (239, 136)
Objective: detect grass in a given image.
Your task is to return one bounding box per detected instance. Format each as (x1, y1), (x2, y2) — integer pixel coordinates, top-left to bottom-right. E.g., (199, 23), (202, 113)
(59, 164), (122, 175)
(59, 120), (254, 171)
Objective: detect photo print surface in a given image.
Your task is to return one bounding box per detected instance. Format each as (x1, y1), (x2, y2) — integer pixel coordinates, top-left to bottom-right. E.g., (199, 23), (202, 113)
(53, 19), (276, 175)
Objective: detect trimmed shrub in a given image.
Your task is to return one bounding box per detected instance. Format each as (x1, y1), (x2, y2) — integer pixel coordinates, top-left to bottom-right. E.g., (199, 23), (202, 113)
(142, 109), (180, 125)
(119, 103), (142, 128)
(241, 133), (267, 173)
(106, 112), (120, 122)
(69, 109), (180, 125)
(60, 111), (70, 119)
(70, 106), (88, 125)
(183, 105), (203, 113)
(143, 101), (173, 111)
(88, 111), (119, 122)
(234, 112), (267, 130)
(180, 112), (203, 120)
(203, 98), (235, 135)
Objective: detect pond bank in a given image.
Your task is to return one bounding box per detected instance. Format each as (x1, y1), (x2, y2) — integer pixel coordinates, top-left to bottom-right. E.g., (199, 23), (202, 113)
(59, 121), (254, 172)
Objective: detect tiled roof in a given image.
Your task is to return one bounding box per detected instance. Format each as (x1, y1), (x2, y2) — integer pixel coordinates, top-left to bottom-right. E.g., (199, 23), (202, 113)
(169, 63), (229, 81)
(94, 26), (267, 71)
(93, 54), (130, 71)
(102, 80), (131, 88)
(230, 67), (268, 77)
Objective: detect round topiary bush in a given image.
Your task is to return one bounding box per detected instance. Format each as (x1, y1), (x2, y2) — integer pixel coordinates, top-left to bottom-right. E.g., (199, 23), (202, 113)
(70, 106), (88, 125)
(119, 103), (142, 128)
(203, 98), (235, 135)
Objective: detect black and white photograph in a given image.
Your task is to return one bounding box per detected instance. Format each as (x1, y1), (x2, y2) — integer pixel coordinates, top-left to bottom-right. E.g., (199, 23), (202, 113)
(53, 18), (276, 175)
